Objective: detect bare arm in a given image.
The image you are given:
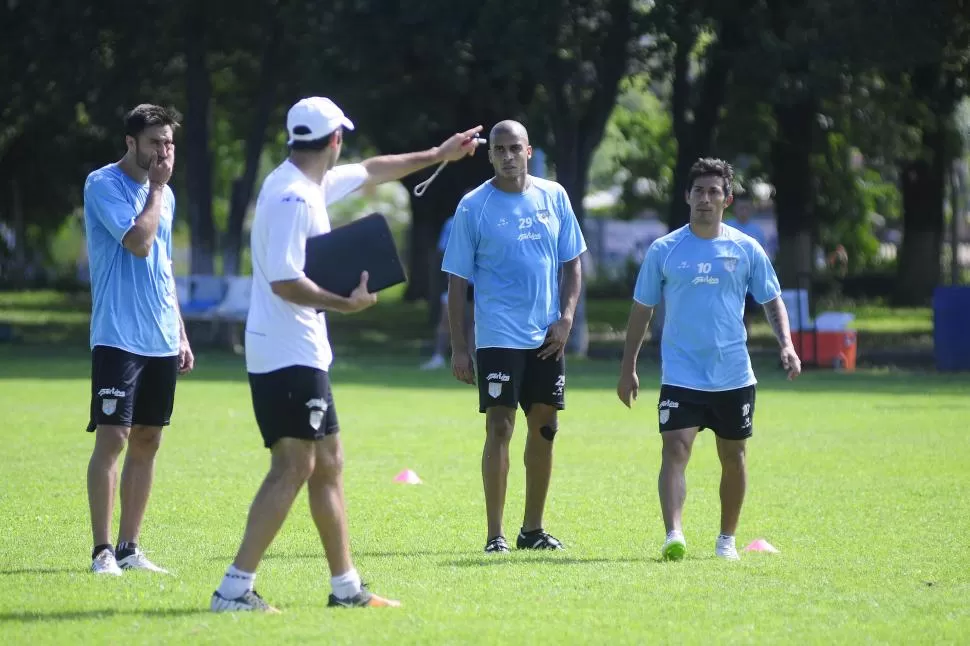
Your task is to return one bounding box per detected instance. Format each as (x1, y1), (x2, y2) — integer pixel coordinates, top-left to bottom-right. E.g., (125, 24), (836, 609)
(763, 295), (802, 379)
(620, 302), (655, 375)
(447, 274), (470, 354)
(360, 126), (484, 189)
(271, 275), (374, 314)
(121, 185), (165, 258)
(616, 302), (655, 407)
(559, 257), (582, 323)
(762, 296), (793, 348)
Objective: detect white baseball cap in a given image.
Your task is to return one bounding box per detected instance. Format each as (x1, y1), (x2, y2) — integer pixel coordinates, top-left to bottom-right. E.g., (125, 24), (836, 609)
(286, 96), (355, 145)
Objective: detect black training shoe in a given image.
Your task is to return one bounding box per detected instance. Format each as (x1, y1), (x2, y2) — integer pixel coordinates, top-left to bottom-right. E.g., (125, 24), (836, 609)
(328, 584), (400, 608)
(516, 529), (564, 550)
(484, 536), (511, 553)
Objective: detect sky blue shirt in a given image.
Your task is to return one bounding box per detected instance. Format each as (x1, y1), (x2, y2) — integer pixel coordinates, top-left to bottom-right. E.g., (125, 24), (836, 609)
(83, 163), (180, 356)
(442, 178), (587, 349)
(634, 224), (781, 391)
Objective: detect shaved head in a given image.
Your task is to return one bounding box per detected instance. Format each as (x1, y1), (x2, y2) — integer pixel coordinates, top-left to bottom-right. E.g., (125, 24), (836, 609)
(490, 120), (529, 143)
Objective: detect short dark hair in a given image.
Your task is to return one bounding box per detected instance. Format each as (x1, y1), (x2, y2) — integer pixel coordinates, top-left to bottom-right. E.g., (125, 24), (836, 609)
(124, 104), (182, 138)
(687, 157), (734, 197)
(288, 129), (339, 152)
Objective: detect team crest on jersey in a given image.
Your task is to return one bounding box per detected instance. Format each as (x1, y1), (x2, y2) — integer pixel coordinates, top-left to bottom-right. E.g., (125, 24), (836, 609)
(535, 209), (550, 224)
(488, 381), (503, 398)
(102, 398), (117, 415)
(723, 257), (739, 272)
(659, 409), (670, 424)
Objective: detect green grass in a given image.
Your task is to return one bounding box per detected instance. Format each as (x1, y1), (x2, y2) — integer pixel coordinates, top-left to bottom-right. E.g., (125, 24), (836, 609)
(1, 346), (968, 644)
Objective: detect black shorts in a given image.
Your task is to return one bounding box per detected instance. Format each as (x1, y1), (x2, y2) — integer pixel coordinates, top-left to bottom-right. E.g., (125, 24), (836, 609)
(658, 384), (756, 441)
(86, 345), (178, 432)
(476, 347), (565, 414)
(248, 366), (339, 449)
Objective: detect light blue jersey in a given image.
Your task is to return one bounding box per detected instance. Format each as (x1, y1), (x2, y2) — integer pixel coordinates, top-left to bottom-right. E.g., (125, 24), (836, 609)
(83, 163), (179, 356)
(442, 177), (587, 349)
(634, 224), (781, 391)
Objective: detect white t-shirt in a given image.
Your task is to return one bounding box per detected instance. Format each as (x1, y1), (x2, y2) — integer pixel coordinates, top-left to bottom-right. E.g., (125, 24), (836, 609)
(245, 160), (368, 374)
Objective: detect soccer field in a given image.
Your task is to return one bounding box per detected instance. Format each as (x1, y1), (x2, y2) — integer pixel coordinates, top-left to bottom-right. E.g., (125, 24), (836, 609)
(1, 347), (968, 644)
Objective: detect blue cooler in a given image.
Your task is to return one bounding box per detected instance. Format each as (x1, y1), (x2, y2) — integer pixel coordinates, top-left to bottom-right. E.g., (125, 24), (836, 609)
(933, 286), (970, 371)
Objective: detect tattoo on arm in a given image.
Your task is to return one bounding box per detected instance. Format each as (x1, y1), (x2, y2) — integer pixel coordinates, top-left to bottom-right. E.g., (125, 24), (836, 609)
(762, 297), (792, 347)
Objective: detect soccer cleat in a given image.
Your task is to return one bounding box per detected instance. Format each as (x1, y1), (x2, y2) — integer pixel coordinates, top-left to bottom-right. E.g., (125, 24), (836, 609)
(117, 548), (170, 574)
(484, 535), (511, 553)
(715, 535), (740, 561)
(516, 529), (564, 550)
(91, 548), (123, 576)
(328, 585), (401, 608)
(210, 589), (281, 613)
(661, 531), (687, 561)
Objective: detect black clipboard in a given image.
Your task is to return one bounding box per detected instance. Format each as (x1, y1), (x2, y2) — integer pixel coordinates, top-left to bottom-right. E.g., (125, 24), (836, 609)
(303, 213), (408, 298)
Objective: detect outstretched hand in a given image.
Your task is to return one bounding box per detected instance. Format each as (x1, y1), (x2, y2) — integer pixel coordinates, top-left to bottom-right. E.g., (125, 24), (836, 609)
(436, 126), (485, 163)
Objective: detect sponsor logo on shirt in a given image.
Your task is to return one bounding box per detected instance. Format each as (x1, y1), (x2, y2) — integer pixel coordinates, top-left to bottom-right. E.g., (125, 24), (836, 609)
(691, 275), (720, 285)
(486, 372), (511, 382)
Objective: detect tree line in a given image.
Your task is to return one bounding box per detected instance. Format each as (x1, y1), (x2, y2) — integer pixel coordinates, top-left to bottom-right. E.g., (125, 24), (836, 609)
(1, 0), (968, 307)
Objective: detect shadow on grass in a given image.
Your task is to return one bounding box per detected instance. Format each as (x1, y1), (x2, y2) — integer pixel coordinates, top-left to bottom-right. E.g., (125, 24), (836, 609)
(0, 608), (209, 623)
(445, 555), (658, 567)
(0, 567), (80, 576)
(205, 548), (466, 562)
(1, 345), (968, 395)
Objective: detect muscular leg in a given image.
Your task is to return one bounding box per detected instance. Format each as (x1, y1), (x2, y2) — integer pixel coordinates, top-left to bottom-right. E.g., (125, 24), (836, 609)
(483, 406), (516, 539)
(522, 404), (557, 532)
(716, 436), (747, 536)
(659, 427), (699, 533)
(306, 434), (353, 576)
(88, 425), (129, 547)
(117, 425), (163, 544)
(233, 438), (315, 572)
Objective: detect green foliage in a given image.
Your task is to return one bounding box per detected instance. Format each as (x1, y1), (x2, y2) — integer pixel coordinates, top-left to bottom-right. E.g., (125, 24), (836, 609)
(590, 76), (677, 220)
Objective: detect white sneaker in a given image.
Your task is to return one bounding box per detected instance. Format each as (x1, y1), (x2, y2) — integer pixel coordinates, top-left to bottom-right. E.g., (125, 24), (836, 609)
(210, 589), (280, 613)
(117, 548), (170, 574)
(420, 354), (446, 370)
(91, 548), (122, 576)
(715, 535), (740, 561)
(661, 530), (687, 561)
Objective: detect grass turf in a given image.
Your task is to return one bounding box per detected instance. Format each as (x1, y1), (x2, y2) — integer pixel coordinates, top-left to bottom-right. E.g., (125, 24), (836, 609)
(0, 346), (968, 644)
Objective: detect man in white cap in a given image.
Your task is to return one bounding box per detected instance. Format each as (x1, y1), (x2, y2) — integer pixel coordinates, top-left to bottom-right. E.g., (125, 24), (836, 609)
(211, 97), (483, 612)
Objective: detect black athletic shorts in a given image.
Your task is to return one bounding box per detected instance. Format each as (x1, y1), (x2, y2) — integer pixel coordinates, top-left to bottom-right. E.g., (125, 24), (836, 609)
(248, 366), (339, 448)
(86, 345), (178, 432)
(476, 347), (565, 414)
(657, 384), (756, 441)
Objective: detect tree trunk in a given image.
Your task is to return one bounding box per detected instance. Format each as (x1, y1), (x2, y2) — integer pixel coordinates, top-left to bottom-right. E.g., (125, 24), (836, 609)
(184, 8), (216, 275)
(667, 14), (739, 229)
(896, 127), (947, 304)
(224, 11), (282, 277)
(770, 97), (817, 287)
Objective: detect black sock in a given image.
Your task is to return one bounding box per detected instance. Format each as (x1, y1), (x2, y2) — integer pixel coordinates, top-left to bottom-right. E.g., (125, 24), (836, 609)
(520, 527), (543, 536)
(116, 541), (138, 558)
(93, 544), (114, 560)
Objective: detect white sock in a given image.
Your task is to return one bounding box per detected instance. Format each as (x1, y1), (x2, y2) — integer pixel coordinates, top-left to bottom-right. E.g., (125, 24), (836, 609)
(717, 534), (735, 543)
(330, 568), (362, 599)
(217, 565), (255, 600)
(667, 529), (684, 541)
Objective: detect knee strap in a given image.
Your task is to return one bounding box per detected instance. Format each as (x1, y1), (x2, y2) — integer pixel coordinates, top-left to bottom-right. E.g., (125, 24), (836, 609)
(540, 425), (558, 442)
